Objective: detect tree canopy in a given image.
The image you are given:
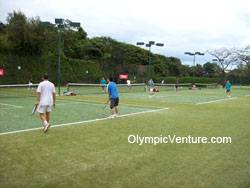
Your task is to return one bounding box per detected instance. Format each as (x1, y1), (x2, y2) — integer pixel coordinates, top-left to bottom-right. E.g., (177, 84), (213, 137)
(0, 11), (249, 84)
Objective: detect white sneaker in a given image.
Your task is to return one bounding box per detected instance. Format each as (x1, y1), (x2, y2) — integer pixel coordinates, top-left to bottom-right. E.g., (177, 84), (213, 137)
(44, 123), (50, 133)
(108, 115), (115, 119)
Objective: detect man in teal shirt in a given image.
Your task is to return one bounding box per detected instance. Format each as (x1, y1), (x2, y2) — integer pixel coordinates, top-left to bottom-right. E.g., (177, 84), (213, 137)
(107, 77), (119, 118)
(225, 80), (232, 97)
(100, 77), (107, 93)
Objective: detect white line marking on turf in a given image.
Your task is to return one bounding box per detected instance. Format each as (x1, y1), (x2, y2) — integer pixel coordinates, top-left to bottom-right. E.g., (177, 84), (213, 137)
(57, 101), (155, 110)
(0, 127), (43, 135)
(54, 108), (168, 128)
(120, 103), (164, 109)
(58, 99), (163, 109)
(245, 95), (250, 97)
(0, 108), (169, 136)
(0, 107), (23, 110)
(196, 97), (237, 105)
(0, 103), (24, 108)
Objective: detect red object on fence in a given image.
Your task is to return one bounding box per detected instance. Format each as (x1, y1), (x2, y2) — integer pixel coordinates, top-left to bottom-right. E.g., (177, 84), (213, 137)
(119, 74), (128, 79)
(0, 68), (4, 77)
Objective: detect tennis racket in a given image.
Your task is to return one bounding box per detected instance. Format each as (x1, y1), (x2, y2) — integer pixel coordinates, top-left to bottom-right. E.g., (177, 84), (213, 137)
(31, 104), (38, 115)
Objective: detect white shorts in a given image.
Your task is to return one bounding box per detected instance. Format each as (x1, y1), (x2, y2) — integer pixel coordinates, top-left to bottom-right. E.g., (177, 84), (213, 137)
(37, 105), (52, 113)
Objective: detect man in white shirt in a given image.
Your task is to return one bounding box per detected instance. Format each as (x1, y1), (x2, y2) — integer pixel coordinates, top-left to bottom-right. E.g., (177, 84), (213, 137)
(126, 79), (131, 89)
(36, 74), (56, 133)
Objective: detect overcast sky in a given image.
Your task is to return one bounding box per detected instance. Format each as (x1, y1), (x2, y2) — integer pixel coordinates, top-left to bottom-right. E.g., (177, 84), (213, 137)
(1, 0), (250, 65)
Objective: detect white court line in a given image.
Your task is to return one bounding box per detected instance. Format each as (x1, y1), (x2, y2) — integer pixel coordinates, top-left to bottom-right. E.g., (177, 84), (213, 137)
(57, 101), (154, 110)
(120, 103), (163, 109)
(0, 107), (23, 110)
(0, 107), (169, 136)
(245, 95), (250, 97)
(196, 97), (237, 105)
(0, 102), (23, 108)
(58, 99), (163, 109)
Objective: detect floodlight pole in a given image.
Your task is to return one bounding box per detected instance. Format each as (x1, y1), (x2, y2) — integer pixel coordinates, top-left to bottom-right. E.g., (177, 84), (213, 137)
(184, 51), (205, 67)
(55, 18), (80, 96)
(184, 51), (204, 77)
(147, 43), (153, 78)
(57, 28), (62, 96)
(193, 54), (196, 66)
(136, 41), (164, 78)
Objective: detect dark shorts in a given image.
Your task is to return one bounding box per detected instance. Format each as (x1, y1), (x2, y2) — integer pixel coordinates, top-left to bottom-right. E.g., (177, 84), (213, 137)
(110, 98), (119, 109)
(226, 89), (231, 93)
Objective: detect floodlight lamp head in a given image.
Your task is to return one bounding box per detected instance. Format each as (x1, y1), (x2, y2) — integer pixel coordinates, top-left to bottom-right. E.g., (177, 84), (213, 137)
(55, 18), (63, 24)
(149, 41), (155, 45)
(136, 42), (145, 46)
(156, 43), (164, 47)
(195, 52), (204, 55)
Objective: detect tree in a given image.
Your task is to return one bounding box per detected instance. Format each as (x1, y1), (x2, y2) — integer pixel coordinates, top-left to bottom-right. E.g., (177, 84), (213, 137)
(77, 27), (87, 40)
(207, 48), (242, 78)
(231, 46), (250, 64)
(6, 11), (47, 56)
(203, 62), (221, 77)
(0, 23), (7, 54)
(194, 64), (204, 77)
(6, 11), (27, 55)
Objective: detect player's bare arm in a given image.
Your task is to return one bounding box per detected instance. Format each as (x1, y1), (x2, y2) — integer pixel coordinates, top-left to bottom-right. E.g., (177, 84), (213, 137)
(53, 92), (56, 108)
(36, 92), (41, 105)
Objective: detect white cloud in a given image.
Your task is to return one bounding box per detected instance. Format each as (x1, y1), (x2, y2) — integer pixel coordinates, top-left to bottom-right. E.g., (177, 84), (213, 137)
(0, 0), (250, 65)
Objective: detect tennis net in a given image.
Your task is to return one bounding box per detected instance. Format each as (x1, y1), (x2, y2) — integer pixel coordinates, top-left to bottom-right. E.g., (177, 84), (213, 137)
(195, 83), (219, 89)
(154, 83), (219, 91)
(154, 83), (192, 91)
(67, 83), (147, 95)
(0, 84), (38, 98)
(233, 85), (250, 90)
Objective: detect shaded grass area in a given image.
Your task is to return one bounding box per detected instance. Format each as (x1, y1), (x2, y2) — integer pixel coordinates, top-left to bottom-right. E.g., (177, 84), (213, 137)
(0, 89), (250, 188)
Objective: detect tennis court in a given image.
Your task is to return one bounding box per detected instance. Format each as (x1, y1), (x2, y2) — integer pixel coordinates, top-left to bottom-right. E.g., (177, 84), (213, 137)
(0, 96), (166, 134)
(0, 84), (249, 135)
(0, 84), (250, 188)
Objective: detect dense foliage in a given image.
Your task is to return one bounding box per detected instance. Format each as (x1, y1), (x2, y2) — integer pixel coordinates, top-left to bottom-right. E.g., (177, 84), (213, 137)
(0, 11), (249, 84)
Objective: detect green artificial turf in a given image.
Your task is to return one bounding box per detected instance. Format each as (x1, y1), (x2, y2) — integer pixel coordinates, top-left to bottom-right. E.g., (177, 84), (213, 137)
(0, 88), (249, 188)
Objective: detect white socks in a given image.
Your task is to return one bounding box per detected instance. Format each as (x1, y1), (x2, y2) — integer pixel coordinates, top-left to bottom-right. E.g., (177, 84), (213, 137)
(43, 120), (48, 127)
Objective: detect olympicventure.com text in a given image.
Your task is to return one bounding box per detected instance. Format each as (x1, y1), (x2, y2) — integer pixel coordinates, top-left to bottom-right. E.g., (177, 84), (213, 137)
(128, 135), (232, 145)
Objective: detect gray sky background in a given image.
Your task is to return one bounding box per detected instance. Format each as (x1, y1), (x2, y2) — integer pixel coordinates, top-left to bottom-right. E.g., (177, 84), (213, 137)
(1, 0), (250, 65)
